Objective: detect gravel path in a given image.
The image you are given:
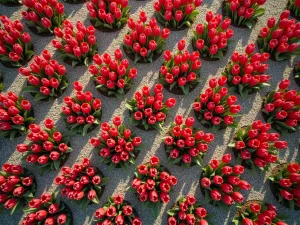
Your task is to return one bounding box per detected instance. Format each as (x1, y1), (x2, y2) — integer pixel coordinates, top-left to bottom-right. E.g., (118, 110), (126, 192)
(0, 0), (300, 224)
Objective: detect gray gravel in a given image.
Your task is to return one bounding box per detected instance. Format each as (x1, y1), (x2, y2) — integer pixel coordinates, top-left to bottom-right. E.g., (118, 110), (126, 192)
(1, 0), (300, 224)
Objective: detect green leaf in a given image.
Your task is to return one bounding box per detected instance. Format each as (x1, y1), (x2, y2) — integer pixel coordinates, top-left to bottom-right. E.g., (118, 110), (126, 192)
(53, 160), (60, 171)
(72, 60), (79, 67)
(11, 200), (23, 215)
(134, 53), (142, 64)
(34, 92), (48, 101)
(82, 124), (92, 136)
(254, 8), (265, 17)
(244, 20), (255, 29)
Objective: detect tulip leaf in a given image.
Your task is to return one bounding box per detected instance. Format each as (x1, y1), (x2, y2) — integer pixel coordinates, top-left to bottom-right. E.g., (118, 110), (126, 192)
(34, 92), (48, 101)
(254, 8), (265, 17)
(82, 124), (92, 136)
(11, 199), (23, 215)
(53, 159), (60, 171)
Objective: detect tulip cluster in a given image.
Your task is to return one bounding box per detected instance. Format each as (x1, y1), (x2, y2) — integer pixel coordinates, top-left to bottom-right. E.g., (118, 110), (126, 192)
(288, 0), (300, 19)
(192, 11), (234, 60)
(153, 0), (201, 30)
(262, 79), (300, 134)
(167, 195), (210, 225)
(200, 155), (250, 208)
(52, 20), (98, 67)
(229, 120), (288, 171)
(164, 115), (214, 167)
(223, 0), (266, 28)
(55, 158), (108, 207)
(123, 12), (170, 63)
(257, 10), (300, 61)
(232, 201), (288, 225)
(223, 43), (270, 97)
(22, 192), (72, 225)
(131, 156), (177, 216)
(22, 0), (66, 35)
(293, 61), (300, 87)
(0, 92), (34, 139)
(88, 49), (137, 99)
(90, 116), (143, 169)
(126, 84), (176, 132)
(16, 118), (72, 173)
(193, 76), (241, 130)
(269, 162), (300, 210)
(159, 39), (201, 95)
(0, 164), (36, 214)
(61, 81), (102, 136)
(0, 16), (34, 68)
(94, 194), (142, 225)
(20, 50), (68, 101)
(86, 0), (130, 30)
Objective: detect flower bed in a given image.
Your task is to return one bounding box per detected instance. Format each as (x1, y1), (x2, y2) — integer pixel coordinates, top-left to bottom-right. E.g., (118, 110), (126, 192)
(0, 16), (34, 68)
(164, 115), (214, 167)
(90, 116), (143, 169)
(257, 10), (300, 61)
(54, 158), (108, 207)
(261, 79), (300, 134)
(193, 76), (241, 130)
(22, 192), (73, 225)
(94, 194), (142, 225)
(159, 39), (201, 95)
(167, 195), (211, 225)
(153, 0), (201, 30)
(222, 43), (270, 98)
(89, 49), (137, 99)
(0, 92), (34, 139)
(0, 164), (36, 214)
(20, 50), (68, 101)
(22, 0), (65, 35)
(131, 156), (177, 216)
(123, 12), (170, 63)
(16, 118), (72, 174)
(229, 120), (288, 171)
(53, 20), (98, 67)
(61, 81), (102, 136)
(192, 11), (234, 60)
(222, 0), (266, 29)
(126, 84), (176, 132)
(200, 154), (250, 209)
(269, 162), (300, 210)
(87, 0), (130, 31)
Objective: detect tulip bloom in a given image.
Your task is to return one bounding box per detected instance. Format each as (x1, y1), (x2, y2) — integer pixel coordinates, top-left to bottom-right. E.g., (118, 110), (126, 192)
(192, 11), (234, 60)
(223, 0), (266, 28)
